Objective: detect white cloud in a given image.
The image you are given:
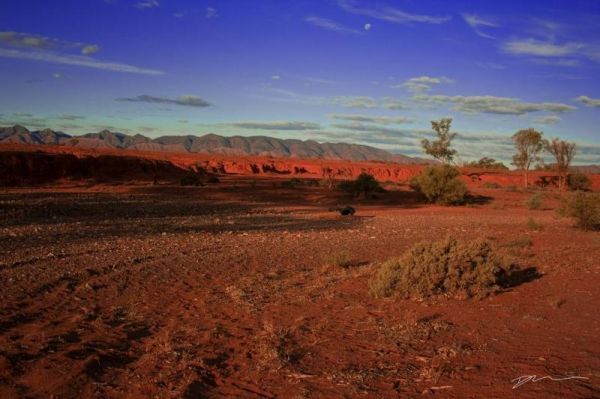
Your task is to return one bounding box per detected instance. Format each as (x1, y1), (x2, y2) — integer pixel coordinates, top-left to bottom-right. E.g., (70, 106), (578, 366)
(81, 44), (100, 55)
(0, 48), (164, 75)
(337, 0), (450, 25)
(136, 0), (159, 9)
(330, 96), (377, 108)
(382, 97), (405, 110)
(461, 13), (499, 39)
(577, 95), (600, 107)
(534, 115), (561, 124)
(305, 16), (361, 34)
(228, 121), (321, 130)
(329, 114), (414, 125)
(502, 38), (584, 57)
(271, 75), (281, 80)
(398, 76), (453, 93)
(413, 94), (576, 115)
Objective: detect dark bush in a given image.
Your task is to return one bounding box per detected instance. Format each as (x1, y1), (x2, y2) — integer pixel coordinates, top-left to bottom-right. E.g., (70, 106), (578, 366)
(180, 173), (202, 186)
(339, 173), (383, 198)
(207, 175), (220, 183)
(567, 171), (592, 191)
(409, 165), (467, 205)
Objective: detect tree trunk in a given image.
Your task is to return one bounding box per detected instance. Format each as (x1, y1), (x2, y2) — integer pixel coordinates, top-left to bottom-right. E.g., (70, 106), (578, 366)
(524, 170), (528, 188)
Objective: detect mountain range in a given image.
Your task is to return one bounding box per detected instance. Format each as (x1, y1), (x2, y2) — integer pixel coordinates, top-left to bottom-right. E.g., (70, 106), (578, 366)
(0, 125), (429, 164)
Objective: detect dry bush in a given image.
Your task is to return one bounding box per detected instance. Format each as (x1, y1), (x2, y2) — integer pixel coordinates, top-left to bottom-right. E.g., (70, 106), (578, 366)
(559, 191), (600, 230)
(527, 217), (542, 231)
(409, 165), (467, 205)
(483, 182), (502, 189)
(370, 238), (515, 300)
(323, 250), (353, 268)
(525, 193), (543, 210)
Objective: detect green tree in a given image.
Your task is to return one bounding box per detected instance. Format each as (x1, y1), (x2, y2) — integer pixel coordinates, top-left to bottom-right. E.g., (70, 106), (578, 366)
(421, 118), (457, 164)
(512, 128), (544, 188)
(464, 157), (509, 170)
(544, 138), (576, 190)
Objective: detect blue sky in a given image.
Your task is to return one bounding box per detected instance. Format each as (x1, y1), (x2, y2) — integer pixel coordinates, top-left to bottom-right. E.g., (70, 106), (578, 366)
(1, 0), (600, 163)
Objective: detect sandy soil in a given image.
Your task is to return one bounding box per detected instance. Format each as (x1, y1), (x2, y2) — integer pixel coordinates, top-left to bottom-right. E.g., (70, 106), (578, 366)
(1, 177), (599, 398)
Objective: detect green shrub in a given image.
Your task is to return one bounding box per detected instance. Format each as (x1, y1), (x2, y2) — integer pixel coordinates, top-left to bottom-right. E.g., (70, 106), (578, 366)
(370, 237), (515, 299)
(323, 251), (353, 268)
(409, 165), (467, 205)
(559, 192), (600, 230)
(339, 173), (383, 198)
(525, 193), (543, 210)
(180, 173), (202, 186)
(567, 172), (592, 191)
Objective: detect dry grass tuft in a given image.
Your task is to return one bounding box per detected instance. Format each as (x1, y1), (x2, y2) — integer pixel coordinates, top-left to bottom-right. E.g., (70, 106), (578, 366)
(323, 250), (353, 268)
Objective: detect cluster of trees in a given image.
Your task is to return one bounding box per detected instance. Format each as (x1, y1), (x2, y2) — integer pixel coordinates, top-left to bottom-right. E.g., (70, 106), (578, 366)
(420, 118), (578, 190)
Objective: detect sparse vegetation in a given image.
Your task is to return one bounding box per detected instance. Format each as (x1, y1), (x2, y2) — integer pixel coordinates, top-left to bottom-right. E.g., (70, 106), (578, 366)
(370, 237), (515, 300)
(567, 171), (592, 191)
(506, 235), (533, 249)
(180, 173), (202, 186)
(527, 218), (542, 231)
(483, 182), (502, 189)
(544, 138), (576, 190)
(465, 157), (509, 170)
(410, 164), (467, 205)
(421, 118), (457, 164)
(559, 191), (600, 230)
(323, 251), (353, 268)
(525, 193), (543, 210)
(512, 128), (544, 188)
(338, 173), (383, 198)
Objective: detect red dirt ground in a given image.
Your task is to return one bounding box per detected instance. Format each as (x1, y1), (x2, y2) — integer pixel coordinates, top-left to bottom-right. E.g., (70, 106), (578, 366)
(1, 145), (599, 398)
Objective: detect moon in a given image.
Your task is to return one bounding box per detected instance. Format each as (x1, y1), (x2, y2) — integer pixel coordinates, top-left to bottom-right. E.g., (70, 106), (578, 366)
(364, 23), (371, 31)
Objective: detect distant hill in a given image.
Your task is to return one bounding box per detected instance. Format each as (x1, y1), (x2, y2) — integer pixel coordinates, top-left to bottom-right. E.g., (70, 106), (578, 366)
(0, 125), (432, 164)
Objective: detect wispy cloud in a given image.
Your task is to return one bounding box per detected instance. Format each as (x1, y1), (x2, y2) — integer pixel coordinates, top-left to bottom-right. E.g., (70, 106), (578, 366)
(81, 44), (100, 55)
(502, 38), (583, 57)
(0, 31), (100, 55)
(382, 97), (405, 110)
(228, 121), (321, 130)
(577, 95), (600, 107)
(534, 115), (561, 125)
(58, 114), (85, 120)
(136, 0), (159, 9)
(398, 76), (454, 93)
(116, 95), (211, 107)
(0, 48), (163, 75)
(305, 16), (361, 34)
(461, 13), (499, 39)
(329, 114), (413, 125)
(413, 94), (576, 115)
(330, 96), (377, 108)
(337, 0), (450, 25)
(206, 7), (218, 19)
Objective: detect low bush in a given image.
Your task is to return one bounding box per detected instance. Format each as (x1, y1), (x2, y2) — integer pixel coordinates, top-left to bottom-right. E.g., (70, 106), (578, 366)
(323, 251), (353, 268)
(409, 165), (467, 205)
(525, 193), (543, 210)
(339, 173), (383, 198)
(559, 192), (600, 230)
(527, 218), (542, 231)
(567, 171), (592, 191)
(180, 173), (202, 186)
(370, 237), (515, 300)
(207, 175), (220, 183)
